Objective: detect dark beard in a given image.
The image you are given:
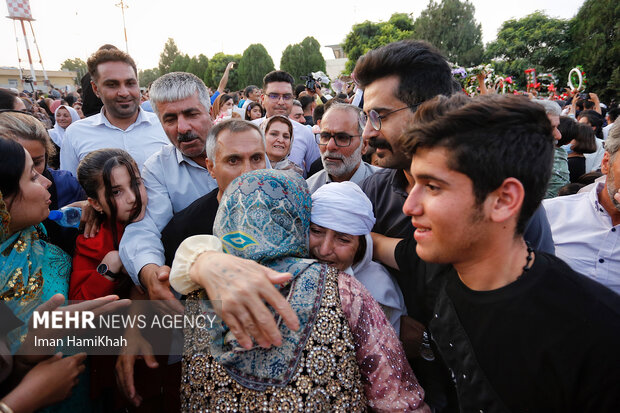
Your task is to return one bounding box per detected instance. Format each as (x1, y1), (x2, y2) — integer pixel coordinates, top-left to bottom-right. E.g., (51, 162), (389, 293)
(368, 137), (392, 151)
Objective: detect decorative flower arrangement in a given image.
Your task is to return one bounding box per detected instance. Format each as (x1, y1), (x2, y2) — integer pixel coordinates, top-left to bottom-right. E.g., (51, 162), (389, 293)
(568, 65), (587, 91)
(538, 73), (558, 96)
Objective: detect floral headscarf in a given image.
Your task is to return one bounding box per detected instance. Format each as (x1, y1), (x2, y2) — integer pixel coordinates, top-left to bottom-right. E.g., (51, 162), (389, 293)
(208, 169), (326, 390)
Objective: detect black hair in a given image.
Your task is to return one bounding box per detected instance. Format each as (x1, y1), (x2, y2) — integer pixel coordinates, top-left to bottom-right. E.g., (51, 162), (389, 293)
(298, 95), (315, 112)
(558, 116), (579, 147)
(578, 110), (604, 140)
(608, 106), (620, 123)
(77, 148), (142, 248)
(402, 94), (554, 235)
(313, 104), (325, 125)
(577, 171), (603, 185)
(0, 89), (19, 110)
(353, 40), (459, 108)
(263, 70), (295, 91)
(0, 137), (26, 206)
(294, 84), (306, 98)
(353, 234), (367, 265)
(558, 182), (584, 196)
(244, 85), (258, 97)
(571, 123), (597, 154)
(245, 101), (265, 121)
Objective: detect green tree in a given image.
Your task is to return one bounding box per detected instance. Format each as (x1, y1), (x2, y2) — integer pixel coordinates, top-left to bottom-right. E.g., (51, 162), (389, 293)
(485, 11), (572, 89)
(342, 13), (414, 73)
(280, 37), (326, 83)
(158, 38), (181, 74)
(238, 44), (275, 87)
(196, 54), (211, 86)
(185, 56), (200, 77)
(169, 54), (191, 73)
(60, 58), (87, 82)
(138, 68), (160, 88)
(412, 0), (483, 67)
(569, 0), (619, 101)
(209, 53), (243, 90)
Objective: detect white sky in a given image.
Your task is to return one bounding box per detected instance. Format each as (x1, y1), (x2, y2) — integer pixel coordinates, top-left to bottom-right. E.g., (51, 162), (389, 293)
(1, 0), (585, 72)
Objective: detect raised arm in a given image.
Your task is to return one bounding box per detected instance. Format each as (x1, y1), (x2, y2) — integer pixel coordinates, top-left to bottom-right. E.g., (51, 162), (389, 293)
(217, 62), (235, 94)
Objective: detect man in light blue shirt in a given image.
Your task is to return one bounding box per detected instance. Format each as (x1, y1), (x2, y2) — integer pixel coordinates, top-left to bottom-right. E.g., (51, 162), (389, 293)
(119, 72), (217, 298)
(544, 124), (620, 294)
(60, 48), (168, 175)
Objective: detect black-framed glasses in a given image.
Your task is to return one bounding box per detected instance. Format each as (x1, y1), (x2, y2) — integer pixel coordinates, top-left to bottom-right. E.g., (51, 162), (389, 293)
(266, 93), (294, 102)
(316, 132), (361, 147)
(359, 104), (420, 131)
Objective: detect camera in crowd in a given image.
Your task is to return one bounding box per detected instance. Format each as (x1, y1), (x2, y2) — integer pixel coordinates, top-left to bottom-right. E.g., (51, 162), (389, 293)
(301, 74), (318, 91)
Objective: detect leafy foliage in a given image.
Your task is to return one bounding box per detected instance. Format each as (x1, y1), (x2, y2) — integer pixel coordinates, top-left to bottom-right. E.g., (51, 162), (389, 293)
(569, 0), (619, 101)
(280, 37), (326, 84)
(158, 38), (182, 75)
(342, 13), (414, 73)
(484, 12), (572, 90)
(60, 58), (87, 82)
(238, 44), (275, 88)
(412, 0), (483, 67)
(210, 52), (243, 90)
(138, 68), (160, 88)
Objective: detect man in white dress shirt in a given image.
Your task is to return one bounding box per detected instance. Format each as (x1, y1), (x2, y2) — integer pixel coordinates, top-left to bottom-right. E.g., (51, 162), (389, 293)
(544, 123), (620, 295)
(252, 70), (320, 175)
(306, 103), (378, 193)
(60, 48), (168, 175)
(119, 72), (217, 301)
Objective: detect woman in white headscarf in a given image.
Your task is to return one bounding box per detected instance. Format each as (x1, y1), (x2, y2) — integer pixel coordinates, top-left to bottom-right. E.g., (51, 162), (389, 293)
(47, 105), (80, 148)
(310, 181), (406, 333)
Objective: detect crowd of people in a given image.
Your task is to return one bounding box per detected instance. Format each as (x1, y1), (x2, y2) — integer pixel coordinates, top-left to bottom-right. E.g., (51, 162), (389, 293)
(0, 38), (619, 413)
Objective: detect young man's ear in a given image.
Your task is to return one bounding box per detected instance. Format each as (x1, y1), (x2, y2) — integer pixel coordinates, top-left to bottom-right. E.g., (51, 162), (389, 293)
(488, 177), (525, 225)
(87, 197), (103, 213)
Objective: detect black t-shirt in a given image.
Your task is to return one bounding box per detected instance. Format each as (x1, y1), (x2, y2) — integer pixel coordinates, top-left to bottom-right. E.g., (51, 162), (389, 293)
(395, 237), (620, 412)
(161, 188), (219, 266)
(568, 155), (586, 183)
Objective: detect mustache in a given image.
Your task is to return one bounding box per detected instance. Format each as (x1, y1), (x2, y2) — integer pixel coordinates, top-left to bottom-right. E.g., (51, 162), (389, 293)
(368, 137), (392, 150)
(322, 151), (343, 160)
(177, 131), (200, 143)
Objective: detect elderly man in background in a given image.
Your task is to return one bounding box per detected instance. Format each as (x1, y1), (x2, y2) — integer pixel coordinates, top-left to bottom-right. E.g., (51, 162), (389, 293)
(544, 124), (620, 295)
(306, 103), (378, 193)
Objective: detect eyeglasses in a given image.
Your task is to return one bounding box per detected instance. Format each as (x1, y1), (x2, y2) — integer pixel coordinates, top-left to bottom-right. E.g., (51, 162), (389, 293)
(316, 132), (361, 147)
(359, 104), (420, 131)
(266, 93), (294, 102)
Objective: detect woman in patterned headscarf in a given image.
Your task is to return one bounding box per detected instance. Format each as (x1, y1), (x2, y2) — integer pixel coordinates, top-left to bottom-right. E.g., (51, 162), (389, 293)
(170, 169), (429, 412)
(0, 137), (71, 352)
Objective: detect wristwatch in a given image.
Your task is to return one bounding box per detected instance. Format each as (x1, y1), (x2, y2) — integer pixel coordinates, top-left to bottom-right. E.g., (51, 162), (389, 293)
(97, 263), (122, 280)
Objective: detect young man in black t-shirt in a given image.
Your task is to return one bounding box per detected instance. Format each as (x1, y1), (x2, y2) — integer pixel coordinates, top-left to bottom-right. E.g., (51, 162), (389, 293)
(373, 94), (620, 412)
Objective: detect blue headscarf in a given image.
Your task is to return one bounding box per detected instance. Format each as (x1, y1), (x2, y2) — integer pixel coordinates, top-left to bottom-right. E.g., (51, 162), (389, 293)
(0, 192), (70, 353)
(208, 169), (327, 390)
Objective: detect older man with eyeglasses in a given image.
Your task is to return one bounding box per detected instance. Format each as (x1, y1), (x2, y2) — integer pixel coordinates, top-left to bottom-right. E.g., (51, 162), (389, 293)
(252, 70), (320, 176)
(306, 103), (378, 193)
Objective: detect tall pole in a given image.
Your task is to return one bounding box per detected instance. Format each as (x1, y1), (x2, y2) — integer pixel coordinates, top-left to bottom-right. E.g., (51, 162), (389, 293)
(116, 0), (129, 53)
(28, 21), (49, 86)
(19, 19), (37, 88)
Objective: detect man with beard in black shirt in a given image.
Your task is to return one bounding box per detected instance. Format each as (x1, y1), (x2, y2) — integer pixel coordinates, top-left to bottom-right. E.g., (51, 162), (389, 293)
(373, 94), (620, 412)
